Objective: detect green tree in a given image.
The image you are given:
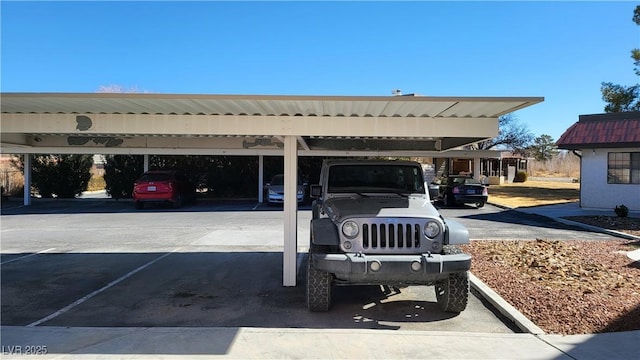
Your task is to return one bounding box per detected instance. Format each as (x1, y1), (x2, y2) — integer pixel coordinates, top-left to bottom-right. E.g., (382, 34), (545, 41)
(529, 134), (559, 161)
(468, 113), (534, 154)
(103, 155), (144, 199)
(600, 5), (640, 112)
(13, 154), (93, 198)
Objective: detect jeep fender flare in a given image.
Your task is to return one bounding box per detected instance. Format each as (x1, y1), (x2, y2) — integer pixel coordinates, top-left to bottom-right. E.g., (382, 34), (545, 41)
(311, 218), (341, 246)
(444, 219), (470, 245)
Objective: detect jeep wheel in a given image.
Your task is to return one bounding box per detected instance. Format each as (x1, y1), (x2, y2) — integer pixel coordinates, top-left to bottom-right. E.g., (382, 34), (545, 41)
(435, 245), (469, 313)
(306, 252), (332, 312)
(435, 271), (469, 313)
(476, 201), (485, 208)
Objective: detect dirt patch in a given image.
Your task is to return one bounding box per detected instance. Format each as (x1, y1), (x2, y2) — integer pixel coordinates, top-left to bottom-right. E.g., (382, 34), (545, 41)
(488, 180), (580, 208)
(463, 239), (640, 335)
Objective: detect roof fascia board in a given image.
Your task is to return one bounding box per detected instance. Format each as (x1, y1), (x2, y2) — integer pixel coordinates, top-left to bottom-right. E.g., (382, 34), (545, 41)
(0, 113), (499, 138)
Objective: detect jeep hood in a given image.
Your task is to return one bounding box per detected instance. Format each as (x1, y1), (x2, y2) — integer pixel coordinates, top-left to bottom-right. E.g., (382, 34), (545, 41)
(324, 196), (440, 221)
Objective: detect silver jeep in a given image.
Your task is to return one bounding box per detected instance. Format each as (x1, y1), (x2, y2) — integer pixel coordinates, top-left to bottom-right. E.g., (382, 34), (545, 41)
(307, 160), (471, 312)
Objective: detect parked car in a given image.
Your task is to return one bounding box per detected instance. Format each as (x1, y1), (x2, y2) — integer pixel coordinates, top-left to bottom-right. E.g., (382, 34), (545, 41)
(132, 170), (196, 209)
(265, 174), (305, 205)
(434, 175), (488, 208)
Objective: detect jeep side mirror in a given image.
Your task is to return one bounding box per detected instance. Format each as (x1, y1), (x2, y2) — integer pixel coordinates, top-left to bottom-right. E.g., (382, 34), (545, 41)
(310, 185), (322, 198)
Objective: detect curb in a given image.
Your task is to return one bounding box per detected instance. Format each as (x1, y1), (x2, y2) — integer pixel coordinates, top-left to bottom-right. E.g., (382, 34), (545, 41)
(469, 273), (546, 335)
(553, 217), (640, 241)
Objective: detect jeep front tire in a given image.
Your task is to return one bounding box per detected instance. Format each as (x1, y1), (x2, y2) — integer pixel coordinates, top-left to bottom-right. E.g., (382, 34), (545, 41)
(306, 252), (332, 312)
(435, 271), (469, 313)
(435, 245), (469, 313)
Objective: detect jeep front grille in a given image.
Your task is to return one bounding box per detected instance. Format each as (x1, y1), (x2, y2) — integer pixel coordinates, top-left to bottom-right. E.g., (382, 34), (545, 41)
(362, 223), (421, 250)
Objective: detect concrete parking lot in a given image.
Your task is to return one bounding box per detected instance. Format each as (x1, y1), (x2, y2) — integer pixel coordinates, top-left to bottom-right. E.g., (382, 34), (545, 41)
(0, 198), (617, 335)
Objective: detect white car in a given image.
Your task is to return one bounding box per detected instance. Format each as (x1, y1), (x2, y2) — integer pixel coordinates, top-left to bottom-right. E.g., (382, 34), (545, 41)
(266, 174), (305, 205)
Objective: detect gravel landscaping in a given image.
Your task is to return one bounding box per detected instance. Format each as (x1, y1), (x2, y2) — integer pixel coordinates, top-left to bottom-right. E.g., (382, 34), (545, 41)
(464, 238), (640, 335)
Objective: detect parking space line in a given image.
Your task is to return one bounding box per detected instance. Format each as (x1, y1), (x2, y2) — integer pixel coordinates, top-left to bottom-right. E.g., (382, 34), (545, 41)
(26, 248), (180, 327)
(0, 248), (56, 265)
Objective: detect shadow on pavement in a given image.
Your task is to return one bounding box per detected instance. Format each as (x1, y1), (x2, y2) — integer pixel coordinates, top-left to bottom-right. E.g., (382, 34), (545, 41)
(0, 198), (311, 215)
(459, 209), (590, 232)
(1, 251), (460, 330)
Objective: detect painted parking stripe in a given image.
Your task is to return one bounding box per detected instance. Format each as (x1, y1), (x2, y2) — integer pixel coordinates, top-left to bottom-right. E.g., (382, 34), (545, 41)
(27, 248), (180, 327)
(0, 248), (56, 265)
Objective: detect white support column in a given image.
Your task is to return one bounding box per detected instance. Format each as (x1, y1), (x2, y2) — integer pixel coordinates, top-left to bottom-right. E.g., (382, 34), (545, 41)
(23, 154), (32, 206)
(258, 155), (264, 203)
(143, 154), (150, 172)
(283, 136), (298, 287)
(473, 157), (481, 180)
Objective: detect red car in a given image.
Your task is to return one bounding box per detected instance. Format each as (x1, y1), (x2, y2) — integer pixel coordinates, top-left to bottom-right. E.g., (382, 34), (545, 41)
(132, 170), (196, 209)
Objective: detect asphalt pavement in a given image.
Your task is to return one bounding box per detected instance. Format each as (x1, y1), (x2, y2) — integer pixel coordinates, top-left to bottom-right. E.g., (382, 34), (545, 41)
(1, 196), (638, 359)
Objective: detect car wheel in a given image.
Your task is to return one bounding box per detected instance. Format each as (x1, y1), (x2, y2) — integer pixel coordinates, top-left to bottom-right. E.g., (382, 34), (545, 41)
(476, 201), (485, 208)
(444, 194), (455, 207)
(135, 201), (144, 210)
(173, 194), (183, 209)
(435, 245), (469, 313)
(306, 251), (332, 312)
(435, 271), (469, 313)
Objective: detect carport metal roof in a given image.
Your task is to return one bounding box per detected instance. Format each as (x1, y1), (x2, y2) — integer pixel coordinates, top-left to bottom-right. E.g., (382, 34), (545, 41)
(1, 93), (543, 155)
(0, 92), (544, 287)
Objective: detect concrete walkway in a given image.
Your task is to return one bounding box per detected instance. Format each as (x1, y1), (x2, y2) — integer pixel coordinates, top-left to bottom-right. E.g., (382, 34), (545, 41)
(1, 325), (639, 359)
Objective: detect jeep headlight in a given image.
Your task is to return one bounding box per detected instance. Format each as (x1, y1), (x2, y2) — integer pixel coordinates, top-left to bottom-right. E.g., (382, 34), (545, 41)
(297, 190), (303, 195)
(424, 221), (441, 239)
(342, 220), (359, 238)
(268, 190), (277, 195)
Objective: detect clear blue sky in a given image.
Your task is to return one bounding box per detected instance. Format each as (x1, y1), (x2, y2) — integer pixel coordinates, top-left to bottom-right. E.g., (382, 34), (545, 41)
(1, 1), (638, 140)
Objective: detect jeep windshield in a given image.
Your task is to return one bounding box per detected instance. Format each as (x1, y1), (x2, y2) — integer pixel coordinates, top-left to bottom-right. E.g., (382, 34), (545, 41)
(327, 165), (425, 194)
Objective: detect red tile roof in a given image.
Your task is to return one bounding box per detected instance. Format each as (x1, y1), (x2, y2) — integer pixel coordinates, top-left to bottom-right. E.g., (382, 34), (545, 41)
(556, 112), (640, 149)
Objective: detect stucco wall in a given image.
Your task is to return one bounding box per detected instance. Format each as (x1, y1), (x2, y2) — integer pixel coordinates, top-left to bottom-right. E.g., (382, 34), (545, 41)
(581, 147), (640, 211)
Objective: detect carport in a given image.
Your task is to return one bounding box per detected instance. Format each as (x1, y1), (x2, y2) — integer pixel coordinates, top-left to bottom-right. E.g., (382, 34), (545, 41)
(0, 93), (543, 286)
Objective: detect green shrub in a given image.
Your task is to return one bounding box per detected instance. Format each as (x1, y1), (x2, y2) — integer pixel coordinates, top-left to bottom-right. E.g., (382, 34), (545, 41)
(615, 204), (629, 218)
(15, 154), (93, 198)
(103, 155), (144, 199)
(513, 171), (528, 183)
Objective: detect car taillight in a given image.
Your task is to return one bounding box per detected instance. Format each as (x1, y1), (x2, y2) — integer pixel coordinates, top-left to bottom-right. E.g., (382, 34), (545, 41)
(482, 187), (488, 196)
(452, 187), (460, 194)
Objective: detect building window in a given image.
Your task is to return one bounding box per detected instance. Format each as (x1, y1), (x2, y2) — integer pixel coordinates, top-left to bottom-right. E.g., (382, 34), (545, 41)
(608, 152), (640, 184)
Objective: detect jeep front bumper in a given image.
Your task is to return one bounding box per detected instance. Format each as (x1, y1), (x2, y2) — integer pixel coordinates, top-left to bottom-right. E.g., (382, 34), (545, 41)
(310, 253), (471, 284)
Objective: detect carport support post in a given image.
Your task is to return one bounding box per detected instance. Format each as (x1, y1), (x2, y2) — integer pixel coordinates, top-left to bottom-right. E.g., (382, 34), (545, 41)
(143, 154), (149, 172)
(283, 135), (298, 287)
(474, 157), (481, 180)
(23, 154), (31, 206)
(258, 155), (264, 203)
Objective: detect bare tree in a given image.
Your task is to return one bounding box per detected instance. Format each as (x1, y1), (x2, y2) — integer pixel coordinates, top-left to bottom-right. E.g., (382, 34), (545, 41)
(467, 113), (534, 154)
